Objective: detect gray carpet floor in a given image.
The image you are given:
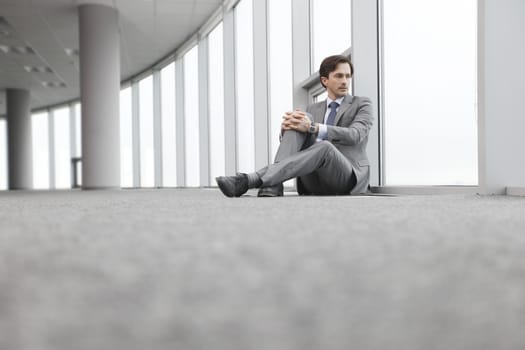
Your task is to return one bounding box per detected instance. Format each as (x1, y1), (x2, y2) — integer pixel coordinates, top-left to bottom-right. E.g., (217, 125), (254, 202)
(1, 188), (525, 350)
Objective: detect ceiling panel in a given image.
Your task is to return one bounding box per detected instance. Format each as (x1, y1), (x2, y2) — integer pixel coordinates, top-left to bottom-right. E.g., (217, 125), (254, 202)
(0, 0), (224, 110)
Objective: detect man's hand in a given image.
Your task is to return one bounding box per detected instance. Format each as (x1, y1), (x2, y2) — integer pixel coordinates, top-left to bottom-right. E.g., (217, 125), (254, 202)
(281, 108), (312, 133)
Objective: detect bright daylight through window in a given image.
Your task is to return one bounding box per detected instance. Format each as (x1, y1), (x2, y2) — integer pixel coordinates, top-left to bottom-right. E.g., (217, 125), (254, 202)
(383, 0), (478, 185)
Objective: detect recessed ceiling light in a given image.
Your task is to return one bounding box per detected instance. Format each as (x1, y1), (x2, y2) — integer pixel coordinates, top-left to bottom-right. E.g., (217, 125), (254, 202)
(11, 46), (34, 54)
(0, 44), (34, 55)
(41, 81), (67, 88)
(65, 48), (79, 57)
(24, 65), (54, 73)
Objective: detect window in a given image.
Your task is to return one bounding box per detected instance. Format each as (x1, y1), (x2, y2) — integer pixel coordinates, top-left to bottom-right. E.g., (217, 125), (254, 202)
(120, 86), (133, 188)
(311, 0), (352, 72)
(52, 106), (71, 189)
(0, 120), (6, 190)
(314, 91), (328, 103)
(268, 0), (293, 161)
(184, 46), (200, 187)
(235, 0), (255, 173)
(161, 62), (177, 187)
(208, 23), (225, 185)
(139, 75), (155, 187)
(383, 0), (477, 185)
(73, 103), (82, 186)
(74, 103), (81, 158)
(32, 111), (50, 189)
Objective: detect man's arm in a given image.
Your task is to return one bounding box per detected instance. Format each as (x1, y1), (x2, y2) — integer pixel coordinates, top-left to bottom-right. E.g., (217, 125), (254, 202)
(324, 97), (374, 146)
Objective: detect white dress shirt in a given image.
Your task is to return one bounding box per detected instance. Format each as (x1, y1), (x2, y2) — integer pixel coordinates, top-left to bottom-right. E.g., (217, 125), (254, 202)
(317, 96), (345, 140)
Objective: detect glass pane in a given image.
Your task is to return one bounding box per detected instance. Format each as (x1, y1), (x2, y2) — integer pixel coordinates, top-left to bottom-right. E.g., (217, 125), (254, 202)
(314, 91), (328, 103)
(311, 0), (351, 72)
(184, 46), (200, 187)
(74, 103), (81, 158)
(139, 75), (155, 188)
(52, 106), (71, 189)
(208, 23), (225, 185)
(383, 0), (477, 185)
(120, 86), (133, 188)
(32, 111), (50, 189)
(0, 120), (7, 190)
(161, 62), (177, 187)
(235, 0), (255, 173)
(268, 0), (293, 161)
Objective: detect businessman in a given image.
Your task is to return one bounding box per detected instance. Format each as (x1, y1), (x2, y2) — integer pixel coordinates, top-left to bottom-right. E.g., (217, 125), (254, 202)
(216, 54), (374, 197)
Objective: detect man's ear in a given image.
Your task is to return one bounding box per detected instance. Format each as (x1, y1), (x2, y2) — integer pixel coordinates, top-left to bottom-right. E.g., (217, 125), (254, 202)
(320, 76), (328, 87)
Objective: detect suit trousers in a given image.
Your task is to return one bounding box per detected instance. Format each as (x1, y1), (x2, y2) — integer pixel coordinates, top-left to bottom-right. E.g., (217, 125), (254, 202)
(256, 130), (357, 195)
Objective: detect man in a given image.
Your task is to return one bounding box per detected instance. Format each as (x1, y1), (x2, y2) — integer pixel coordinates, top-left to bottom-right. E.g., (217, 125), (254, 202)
(216, 54), (373, 197)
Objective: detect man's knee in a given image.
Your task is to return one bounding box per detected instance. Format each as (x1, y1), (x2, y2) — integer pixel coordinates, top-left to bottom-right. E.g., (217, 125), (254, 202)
(315, 140), (337, 154)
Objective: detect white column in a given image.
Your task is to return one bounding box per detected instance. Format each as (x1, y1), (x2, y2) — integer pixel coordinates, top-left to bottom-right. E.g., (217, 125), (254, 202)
(252, 0), (270, 169)
(478, 0), (525, 195)
(223, 9), (237, 176)
(291, 0), (311, 109)
(48, 109), (55, 189)
(153, 70), (163, 187)
(352, 0), (380, 186)
(198, 38), (210, 186)
(131, 82), (140, 187)
(6, 88), (32, 189)
(175, 59), (186, 186)
(78, 4), (120, 189)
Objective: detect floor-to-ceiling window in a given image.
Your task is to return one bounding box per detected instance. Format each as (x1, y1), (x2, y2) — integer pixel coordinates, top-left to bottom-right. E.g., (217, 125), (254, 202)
(32, 111), (49, 189)
(268, 0), (293, 161)
(382, 0), (477, 185)
(51, 106), (71, 189)
(73, 103), (82, 186)
(311, 0), (352, 72)
(0, 119), (7, 190)
(160, 62), (177, 187)
(184, 46), (200, 187)
(74, 103), (81, 158)
(208, 23), (225, 185)
(235, 0), (255, 174)
(120, 86), (133, 187)
(139, 75), (155, 187)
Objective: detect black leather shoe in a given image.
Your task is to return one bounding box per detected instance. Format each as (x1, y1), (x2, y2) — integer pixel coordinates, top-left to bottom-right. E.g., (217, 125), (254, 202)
(257, 184), (284, 197)
(216, 174), (249, 197)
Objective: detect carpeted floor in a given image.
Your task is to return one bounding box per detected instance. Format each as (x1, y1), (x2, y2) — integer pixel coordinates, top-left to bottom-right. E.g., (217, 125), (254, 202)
(1, 188), (525, 350)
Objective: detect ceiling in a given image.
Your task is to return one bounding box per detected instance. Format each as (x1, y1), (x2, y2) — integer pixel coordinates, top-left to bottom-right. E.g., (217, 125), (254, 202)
(0, 0), (224, 114)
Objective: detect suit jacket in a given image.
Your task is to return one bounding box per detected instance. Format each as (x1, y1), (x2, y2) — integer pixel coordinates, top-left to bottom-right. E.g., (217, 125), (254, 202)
(301, 94), (374, 194)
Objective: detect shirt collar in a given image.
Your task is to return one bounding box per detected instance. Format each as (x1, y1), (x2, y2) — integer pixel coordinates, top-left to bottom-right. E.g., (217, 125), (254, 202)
(326, 96), (345, 108)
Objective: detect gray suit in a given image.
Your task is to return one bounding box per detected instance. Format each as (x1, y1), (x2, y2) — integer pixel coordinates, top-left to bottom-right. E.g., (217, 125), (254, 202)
(257, 94), (374, 195)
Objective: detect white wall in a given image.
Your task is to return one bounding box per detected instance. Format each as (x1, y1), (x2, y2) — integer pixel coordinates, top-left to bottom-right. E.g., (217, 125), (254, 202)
(478, 0), (525, 194)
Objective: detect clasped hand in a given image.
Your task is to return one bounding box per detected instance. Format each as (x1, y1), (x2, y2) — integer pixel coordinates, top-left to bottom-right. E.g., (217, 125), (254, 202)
(281, 109), (311, 133)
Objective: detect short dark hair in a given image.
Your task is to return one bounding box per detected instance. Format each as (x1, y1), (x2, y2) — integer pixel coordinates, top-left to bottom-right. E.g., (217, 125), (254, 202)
(319, 55), (354, 88)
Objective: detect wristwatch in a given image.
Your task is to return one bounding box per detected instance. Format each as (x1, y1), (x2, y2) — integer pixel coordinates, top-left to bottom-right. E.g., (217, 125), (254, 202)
(308, 121), (317, 134)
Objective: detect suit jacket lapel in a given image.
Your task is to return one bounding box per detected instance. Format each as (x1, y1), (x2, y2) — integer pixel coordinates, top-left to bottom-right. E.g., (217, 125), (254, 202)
(333, 95), (353, 126)
(313, 102), (326, 124)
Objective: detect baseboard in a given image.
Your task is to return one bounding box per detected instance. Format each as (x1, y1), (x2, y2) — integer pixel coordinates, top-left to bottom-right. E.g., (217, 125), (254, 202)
(506, 187), (525, 197)
(371, 186), (479, 195)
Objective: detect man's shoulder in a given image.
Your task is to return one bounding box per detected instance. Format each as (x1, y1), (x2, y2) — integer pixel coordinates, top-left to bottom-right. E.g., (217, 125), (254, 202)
(347, 95), (372, 106)
(306, 100), (325, 112)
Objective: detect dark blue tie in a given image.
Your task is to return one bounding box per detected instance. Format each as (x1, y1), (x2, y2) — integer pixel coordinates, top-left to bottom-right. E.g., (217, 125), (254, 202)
(326, 101), (339, 125)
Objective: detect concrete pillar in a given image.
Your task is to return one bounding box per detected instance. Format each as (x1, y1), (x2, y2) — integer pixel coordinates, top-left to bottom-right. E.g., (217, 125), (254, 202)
(78, 4), (120, 189)
(6, 88), (32, 190)
(478, 0), (525, 195)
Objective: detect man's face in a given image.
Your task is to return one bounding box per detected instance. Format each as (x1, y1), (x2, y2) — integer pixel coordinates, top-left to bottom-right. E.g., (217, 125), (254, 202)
(321, 62), (352, 100)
